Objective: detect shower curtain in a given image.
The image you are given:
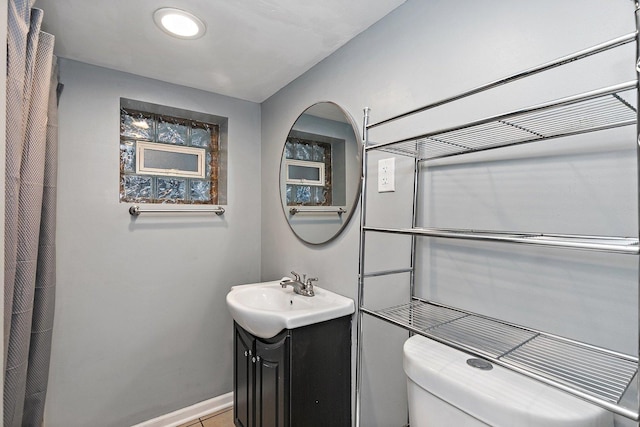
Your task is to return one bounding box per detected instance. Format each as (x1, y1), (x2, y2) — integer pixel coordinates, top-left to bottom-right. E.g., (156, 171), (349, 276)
(5, 1), (58, 425)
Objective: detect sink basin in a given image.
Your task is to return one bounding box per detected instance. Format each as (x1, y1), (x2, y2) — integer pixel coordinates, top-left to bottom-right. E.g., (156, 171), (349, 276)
(226, 280), (355, 338)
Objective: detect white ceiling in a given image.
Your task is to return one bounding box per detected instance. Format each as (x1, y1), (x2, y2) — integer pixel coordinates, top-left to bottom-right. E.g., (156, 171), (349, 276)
(35, 0), (406, 103)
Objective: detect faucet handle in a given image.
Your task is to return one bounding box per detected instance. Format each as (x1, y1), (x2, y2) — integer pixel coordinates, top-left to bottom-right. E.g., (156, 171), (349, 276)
(290, 271), (300, 281)
(306, 277), (318, 286)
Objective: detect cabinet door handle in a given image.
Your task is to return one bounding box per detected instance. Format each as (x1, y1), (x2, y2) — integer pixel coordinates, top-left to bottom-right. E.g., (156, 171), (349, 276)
(256, 356), (261, 362)
(244, 350), (248, 357)
(249, 350), (252, 356)
(252, 357), (256, 363)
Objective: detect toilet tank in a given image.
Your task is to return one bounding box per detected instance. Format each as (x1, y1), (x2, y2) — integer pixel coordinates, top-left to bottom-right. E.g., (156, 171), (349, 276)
(403, 335), (614, 427)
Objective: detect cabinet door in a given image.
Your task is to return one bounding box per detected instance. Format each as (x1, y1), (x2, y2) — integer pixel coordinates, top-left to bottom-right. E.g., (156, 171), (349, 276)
(255, 334), (290, 427)
(234, 323), (254, 427)
(289, 316), (351, 427)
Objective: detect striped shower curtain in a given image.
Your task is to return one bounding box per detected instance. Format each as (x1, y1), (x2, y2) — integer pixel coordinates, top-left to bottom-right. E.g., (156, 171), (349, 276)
(5, 0), (58, 425)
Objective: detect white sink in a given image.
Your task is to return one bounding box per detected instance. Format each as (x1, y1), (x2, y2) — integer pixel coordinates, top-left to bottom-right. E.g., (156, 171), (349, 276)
(226, 280), (355, 338)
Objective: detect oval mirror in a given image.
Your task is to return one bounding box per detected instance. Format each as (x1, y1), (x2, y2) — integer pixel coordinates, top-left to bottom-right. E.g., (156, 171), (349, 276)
(280, 102), (362, 245)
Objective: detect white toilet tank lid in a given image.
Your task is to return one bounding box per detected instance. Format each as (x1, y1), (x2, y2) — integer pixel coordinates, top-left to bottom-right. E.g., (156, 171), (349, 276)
(403, 335), (613, 427)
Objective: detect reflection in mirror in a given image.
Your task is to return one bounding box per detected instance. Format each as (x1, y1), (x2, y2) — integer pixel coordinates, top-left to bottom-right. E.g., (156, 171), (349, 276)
(280, 102), (362, 245)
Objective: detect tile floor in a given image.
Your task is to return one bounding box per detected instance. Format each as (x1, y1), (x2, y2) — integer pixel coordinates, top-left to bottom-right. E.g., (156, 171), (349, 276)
(177, 408), (234, 427)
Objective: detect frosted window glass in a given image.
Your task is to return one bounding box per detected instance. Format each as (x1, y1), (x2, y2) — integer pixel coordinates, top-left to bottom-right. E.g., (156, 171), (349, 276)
(286, 185), (293, 205)
(284, 141), (294, 159)
(144, 149), (199, 172)
(312, 144), (325, 161)
(157, 117), (187, 145)
(120, 141), (136, 173)
(295, 144), (312, 160)
(191, 126), (211, 147)
(206, 152), (212, 177)
(295, 186), (311, 204)
(123, 175), (152, 200)
(121, 110), (154, 140)
(191, 180), (211, 201)
(288, 164), (321, 181)
(157, 178), (186, 200)
(312, 187), (326, 204)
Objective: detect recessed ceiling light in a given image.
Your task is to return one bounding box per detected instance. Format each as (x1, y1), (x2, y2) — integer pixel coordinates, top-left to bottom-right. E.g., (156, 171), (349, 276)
(153, 8), (206, 40)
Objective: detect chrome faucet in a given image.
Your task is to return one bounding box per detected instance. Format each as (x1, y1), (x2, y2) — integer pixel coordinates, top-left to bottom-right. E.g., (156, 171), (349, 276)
(280, 271), (316, 297)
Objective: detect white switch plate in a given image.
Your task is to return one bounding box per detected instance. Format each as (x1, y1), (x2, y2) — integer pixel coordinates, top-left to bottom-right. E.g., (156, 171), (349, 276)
(378, 157), (395, 192)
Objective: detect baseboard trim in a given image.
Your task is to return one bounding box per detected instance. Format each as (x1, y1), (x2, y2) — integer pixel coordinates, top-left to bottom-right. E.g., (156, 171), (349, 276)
(132, 392), (233, 427)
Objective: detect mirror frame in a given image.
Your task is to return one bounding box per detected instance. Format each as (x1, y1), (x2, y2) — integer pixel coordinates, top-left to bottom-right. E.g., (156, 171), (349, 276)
(279, 101), (362, 245)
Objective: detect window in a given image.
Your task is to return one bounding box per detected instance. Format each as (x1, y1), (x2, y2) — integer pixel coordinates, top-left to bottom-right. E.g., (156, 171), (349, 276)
(136, 141), (205, 179)
(119, 99), (227, 204)
(284, 136), (335, 206)
(285, 159), (325, 187)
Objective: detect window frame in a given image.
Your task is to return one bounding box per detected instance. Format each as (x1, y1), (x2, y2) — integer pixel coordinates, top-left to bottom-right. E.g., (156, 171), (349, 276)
(285, 159), (326, 187)
(135, 141), (206, 179)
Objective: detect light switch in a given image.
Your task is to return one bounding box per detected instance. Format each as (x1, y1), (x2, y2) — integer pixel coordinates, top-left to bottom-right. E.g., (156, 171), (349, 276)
(378, 157), (395, 192)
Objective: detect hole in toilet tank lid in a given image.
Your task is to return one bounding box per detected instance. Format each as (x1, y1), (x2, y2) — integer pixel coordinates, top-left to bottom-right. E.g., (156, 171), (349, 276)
(466, 358), (493, 370)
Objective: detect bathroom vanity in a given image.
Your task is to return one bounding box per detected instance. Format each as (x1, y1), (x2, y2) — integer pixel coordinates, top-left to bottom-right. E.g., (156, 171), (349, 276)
(233, 316), (351, 427)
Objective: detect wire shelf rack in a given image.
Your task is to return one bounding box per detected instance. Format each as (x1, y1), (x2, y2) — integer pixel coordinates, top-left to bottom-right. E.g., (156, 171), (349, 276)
(366, 82), (637, 161)
(366, 299), (638, 418)
(356, 30), (640, 426)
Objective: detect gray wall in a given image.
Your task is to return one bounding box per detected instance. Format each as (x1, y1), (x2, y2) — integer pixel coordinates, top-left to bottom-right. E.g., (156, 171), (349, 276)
(46, 59), (262, 426)
(261, 0), (636, 426)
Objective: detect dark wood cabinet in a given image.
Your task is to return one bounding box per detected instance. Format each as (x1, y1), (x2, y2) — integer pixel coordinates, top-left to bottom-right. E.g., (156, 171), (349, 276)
(234, 325), (254, 427)
(233, 316), (351, 427)
(254, 332), (289, 427)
